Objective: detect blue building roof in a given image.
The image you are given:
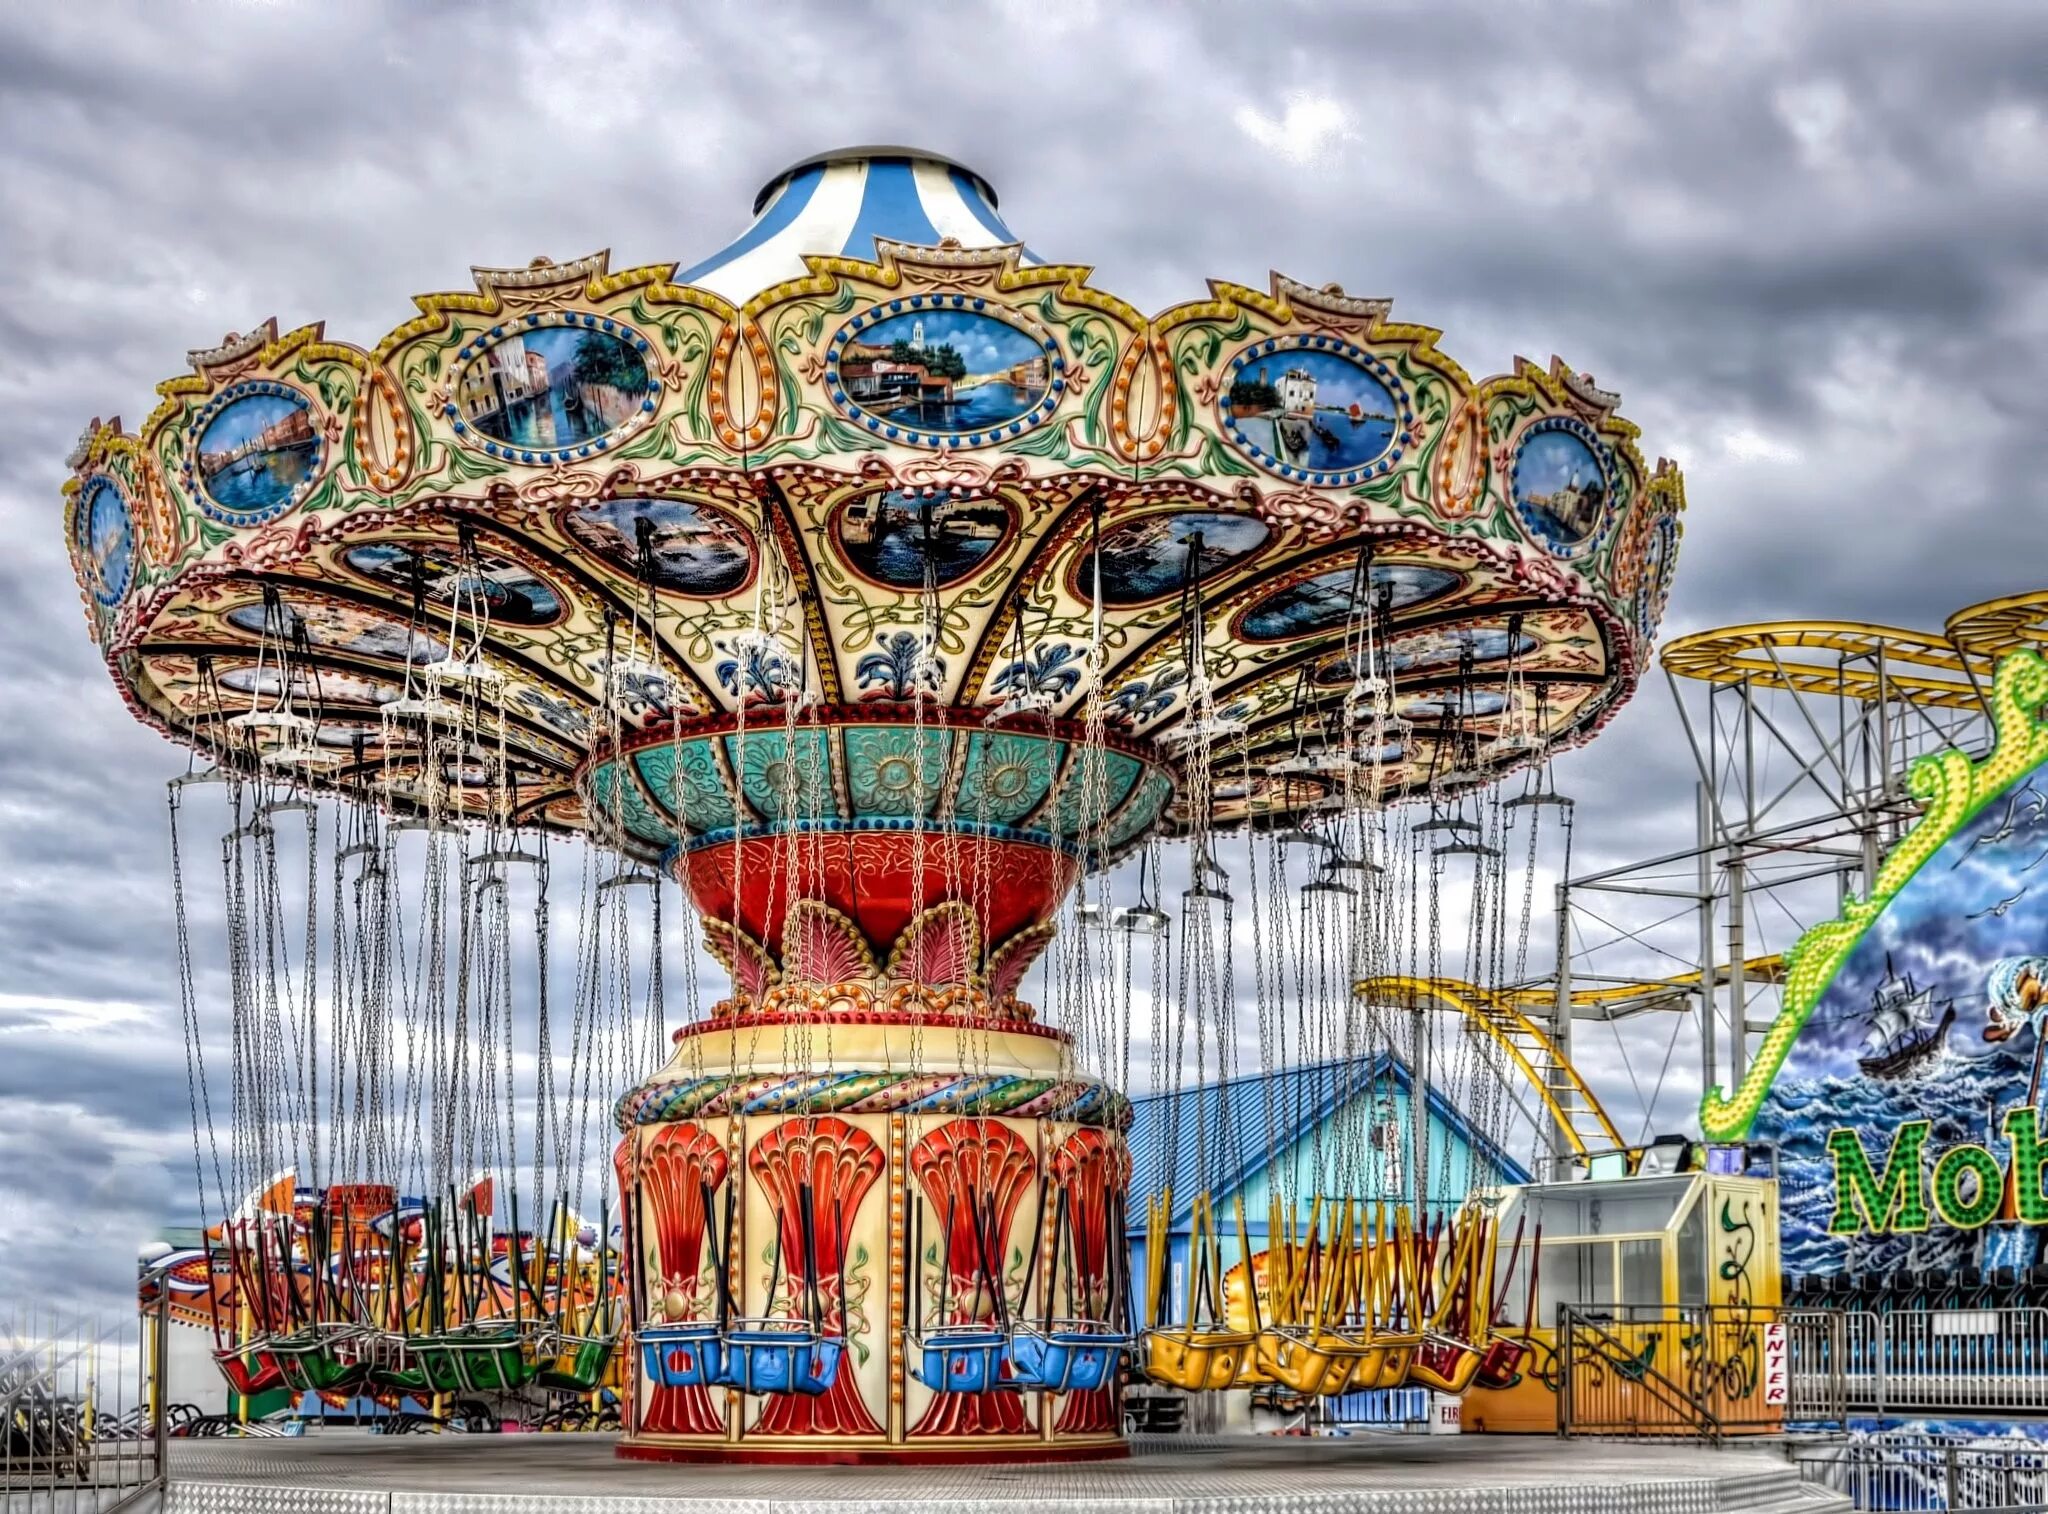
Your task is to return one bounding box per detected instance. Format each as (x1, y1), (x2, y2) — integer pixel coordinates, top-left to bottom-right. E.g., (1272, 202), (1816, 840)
(680, 147), (1041, 304)
(1126, 1054), (1529, 1232)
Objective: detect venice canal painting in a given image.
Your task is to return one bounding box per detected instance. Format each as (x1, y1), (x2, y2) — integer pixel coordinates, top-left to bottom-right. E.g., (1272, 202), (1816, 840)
(78, 479), (132, 603)
(1227, 350), (1399, 474)
(196, 391), (318, 516)
(459, 326), (651, 450)
(343, 544), (563, 626)
(1238, 563), (1460, 641)
(1079, 511), (1269, 605)
(836, 490), (1010, 588)
(1514, 425), (1609, 548)
(562, 497), (753, 597)
(837, 311), (1048, 434)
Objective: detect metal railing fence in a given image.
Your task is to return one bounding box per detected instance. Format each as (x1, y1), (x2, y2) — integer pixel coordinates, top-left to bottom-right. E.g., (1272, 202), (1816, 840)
(1802, 1307), (2048, 1417)
(1792, 1434), (2048, 1512)
(2, 1293), (166, 1512)
(1558, 1303), (1845, 1441)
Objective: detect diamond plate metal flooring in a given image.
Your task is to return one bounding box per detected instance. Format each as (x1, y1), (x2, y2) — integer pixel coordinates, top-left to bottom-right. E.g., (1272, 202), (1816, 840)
(159, 1433), (1846, 1513)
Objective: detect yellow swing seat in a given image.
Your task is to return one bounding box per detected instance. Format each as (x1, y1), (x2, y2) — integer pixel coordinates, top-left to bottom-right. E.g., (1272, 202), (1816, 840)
(1142, 1327), (1254, 1391)
(1252, 1327), (1343, 1396)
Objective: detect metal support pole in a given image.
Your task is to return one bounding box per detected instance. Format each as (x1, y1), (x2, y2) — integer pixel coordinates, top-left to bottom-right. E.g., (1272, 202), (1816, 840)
(1727, 851), (1748, 1089)
(1552, 881), (1574, 1169)
(1696, 782), (1718, 1104)
(1410, 1006), (1430, 1217)
(152, 1286), (170, 1488)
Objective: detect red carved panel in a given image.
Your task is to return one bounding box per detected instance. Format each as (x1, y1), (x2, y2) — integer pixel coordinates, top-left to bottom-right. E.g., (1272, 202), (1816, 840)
(624, 1125), (731, 1437)
(681, 832), (1076, 972)
(1051, 1128), (1130, 1435)
(909, 1118), (1038, 1437)
(747, 1116), (887, 1436)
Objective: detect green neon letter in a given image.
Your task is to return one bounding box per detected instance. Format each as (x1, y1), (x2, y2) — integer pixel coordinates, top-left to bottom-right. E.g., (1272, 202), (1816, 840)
(2005, 1107), (2048, 1224)
(1827, 1122), (1931, 1236)
(1934, 1144), (2004, 1229)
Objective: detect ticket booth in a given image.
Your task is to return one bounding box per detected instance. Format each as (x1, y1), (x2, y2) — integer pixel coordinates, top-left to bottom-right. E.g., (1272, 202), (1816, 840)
(1462, 1141), (1782, 1434)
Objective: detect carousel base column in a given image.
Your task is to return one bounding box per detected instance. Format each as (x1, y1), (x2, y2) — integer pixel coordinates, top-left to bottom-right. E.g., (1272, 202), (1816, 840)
(615, 1015), (1131, 1467)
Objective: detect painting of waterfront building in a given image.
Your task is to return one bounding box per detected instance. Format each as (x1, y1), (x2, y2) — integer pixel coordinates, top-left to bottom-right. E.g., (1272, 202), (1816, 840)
(1385, 624), (1536, 675)
(343, 543), (563, 626)
(836, 490), (1011, 588)
(837, 312), (1047, 434)
(1239, 563), (1459, 641)
(563, 497), (753, 597)
(460, 326), (650, 449)
(1226, 350), (1399, 474)
(195, 392), (317, 516)
(77, 479), (133, 604)
(1080, 511), (1269, 605)
(226, 601), (445, 666)
(217, 664), (399, 709)
(1514, 427), (1609, 548)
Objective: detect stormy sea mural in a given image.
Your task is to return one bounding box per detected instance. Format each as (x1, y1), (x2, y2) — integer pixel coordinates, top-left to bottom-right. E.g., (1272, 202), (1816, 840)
(1750, 755), (2048, 1280)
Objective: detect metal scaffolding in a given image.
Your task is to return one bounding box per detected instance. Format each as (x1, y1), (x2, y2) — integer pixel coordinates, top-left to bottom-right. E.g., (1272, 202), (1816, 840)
(1526, 589), (2048, 1158)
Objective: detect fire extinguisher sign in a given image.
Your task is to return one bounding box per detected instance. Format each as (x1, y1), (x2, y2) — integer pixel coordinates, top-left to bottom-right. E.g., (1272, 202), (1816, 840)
(1762, 1322), (1788, 1407)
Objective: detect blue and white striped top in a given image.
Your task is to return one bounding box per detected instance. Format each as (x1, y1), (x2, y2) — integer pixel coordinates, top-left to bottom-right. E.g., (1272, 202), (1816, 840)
(680, 147), (1040, 304)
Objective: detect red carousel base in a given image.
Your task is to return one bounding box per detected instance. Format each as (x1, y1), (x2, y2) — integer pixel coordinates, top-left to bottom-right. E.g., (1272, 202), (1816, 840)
(615, 1438), (1130, 1466)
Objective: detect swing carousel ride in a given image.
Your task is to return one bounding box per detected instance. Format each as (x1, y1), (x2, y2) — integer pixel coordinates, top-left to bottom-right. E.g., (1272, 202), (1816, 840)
(65, 147), (1682, 1463)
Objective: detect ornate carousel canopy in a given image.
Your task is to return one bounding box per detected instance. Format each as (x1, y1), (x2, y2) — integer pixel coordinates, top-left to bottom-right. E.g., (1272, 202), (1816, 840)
(64, 144), (1682, 990)
(75, 148), (1687, 1458)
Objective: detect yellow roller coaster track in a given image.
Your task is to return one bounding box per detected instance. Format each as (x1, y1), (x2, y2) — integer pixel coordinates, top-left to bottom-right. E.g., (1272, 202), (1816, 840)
(1944, 589), (2048, 665)
(1357, 955), (1785, 1157)
(1659, 621), (1994, 710)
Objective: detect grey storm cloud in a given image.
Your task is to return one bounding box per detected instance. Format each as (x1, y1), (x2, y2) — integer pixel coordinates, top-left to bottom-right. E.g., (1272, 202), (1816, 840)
(2, 0), (2046, 1314)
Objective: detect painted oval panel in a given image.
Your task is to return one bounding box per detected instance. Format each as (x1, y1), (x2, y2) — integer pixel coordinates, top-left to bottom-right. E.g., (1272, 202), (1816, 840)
(1238, 562), (1459, 642)
(1223, 346), (1402, 478)
(1398, 688), (1509, 720)
(217, 664), (401, 708)
(564, 497), (753, 597)
(1512, 421), (1611, 554)
(226, 600), (445, 665)
(1077, 511), (1269, 606)
(76, 478), (133, 605)
(343, 543), (563, 626)
(1385, 624), (1537, 675)
(835, 490), (1011, 589)
(1638, 513), (1678, 637)
(196, 390), (318, 517)
(458, 324), (651, 450)
(832, 308), (1052, 437)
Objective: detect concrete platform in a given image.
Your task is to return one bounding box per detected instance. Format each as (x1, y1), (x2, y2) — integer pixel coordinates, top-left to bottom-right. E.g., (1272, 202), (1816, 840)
(161, 1432), (1848, 1513)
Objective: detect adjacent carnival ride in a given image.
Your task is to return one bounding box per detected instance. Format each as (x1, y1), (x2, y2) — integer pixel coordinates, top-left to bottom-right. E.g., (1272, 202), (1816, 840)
(66, 147), (1680, 1461)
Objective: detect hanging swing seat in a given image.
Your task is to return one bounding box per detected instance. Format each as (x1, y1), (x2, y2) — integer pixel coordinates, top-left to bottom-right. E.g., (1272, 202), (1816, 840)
(1407, 1330), (1485, 1395)
(911, 1325), (1010, 1394)
(1007, 1320), (1127, 1394)
(1140, 1327), (1253, 1391)
(357, 1331), (431, 1395)
(636, 1321), (725, 1389)
(410, 1322), (538, 1395)
(1472, 1336), (1530, 1390)
(267, 1326), (368, 1396)
(1320, 1334), (1416, 1394)
(534, 1332), (617, 1393)
(717, 1319), (844, 1396)
(1251, 1326), (1346, 1396)
(212, 1342), (284, 1396)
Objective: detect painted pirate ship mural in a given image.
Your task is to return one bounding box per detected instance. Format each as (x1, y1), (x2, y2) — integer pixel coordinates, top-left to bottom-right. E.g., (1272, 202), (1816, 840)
(1710, 651), (2048, 1280)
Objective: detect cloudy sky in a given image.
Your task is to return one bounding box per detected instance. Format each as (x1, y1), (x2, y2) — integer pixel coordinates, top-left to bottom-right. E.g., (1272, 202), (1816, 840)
(3, 0), (2046, 1318)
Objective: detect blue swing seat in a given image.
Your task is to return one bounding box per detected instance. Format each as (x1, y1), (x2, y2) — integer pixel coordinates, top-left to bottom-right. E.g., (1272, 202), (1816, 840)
(1008, 1321), (1127, 1393)
(718, 1319), (844, 1396)
(912, 1326), (1010, 1393)
(637, 1321), (724, 1388)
